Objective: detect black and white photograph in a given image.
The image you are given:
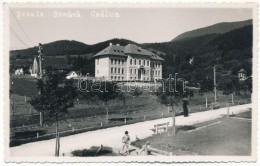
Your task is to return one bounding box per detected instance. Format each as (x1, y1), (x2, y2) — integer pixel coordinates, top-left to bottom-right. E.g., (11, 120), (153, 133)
(2, 1), (258, 163)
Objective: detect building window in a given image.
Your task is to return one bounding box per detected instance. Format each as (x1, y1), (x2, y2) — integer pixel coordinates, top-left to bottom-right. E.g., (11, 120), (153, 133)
(135, 69), (137, 75)
(158, 71), (160, 76)
(122, 68), (124, 74)
(143, 60), (145, 66)
(130, 69), (133, 74)
(115, 67), (117, 74)
(118, 59), (121, 65)
(118, 77), (120, 80)
(115, 76), (117, 79)
(111, 58), (113, 64)
(115, 59), (117, 64)
(134, 59), (137, 65)
(158, 63), (160, 67)
(147, 70), (149, 75)
(139, 60), (141, 65)
(118, 68), (120, 74)
(147, 60), (149, 66)
(111, 67), (113, 74)
(130, 77), (132, 80)
(155, 71), (157, 76)
(144, 70), (146, 75)
(122, 77), (124, 80)
(122, 59), (124, 65)
(130, 59), (132, 65)
(111, 76), (113, 80)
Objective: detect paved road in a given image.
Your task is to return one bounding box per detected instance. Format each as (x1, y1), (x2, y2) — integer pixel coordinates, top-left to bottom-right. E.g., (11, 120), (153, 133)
(9, 104), (251, 157)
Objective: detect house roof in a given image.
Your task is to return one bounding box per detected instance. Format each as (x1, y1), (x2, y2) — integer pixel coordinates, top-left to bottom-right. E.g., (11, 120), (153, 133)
(94, 45), (127, 57)
(238, 68), (247, 74)
(67, 71), (80, 76)
(93, 44), (164, 61)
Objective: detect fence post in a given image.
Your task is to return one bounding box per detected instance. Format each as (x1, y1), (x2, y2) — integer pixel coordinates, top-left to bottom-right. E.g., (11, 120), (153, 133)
(72, 127), (75, 132)
(155, 125), (158, 134)
(144, 116), (146, 120)
(227, 103), (230, 119)
(37, 132), (39, 138)
(24, 95), (27, 102)
(100, 122), (103, 127)
(40, 112), (43, 127)
(231, 94), (234, 105)
(161, 112), (164, 117)
(206, 97), (208, 108)
(30, 108), (32, 114)
(124, 118), (126, 124)
(168, 106), (170, 113)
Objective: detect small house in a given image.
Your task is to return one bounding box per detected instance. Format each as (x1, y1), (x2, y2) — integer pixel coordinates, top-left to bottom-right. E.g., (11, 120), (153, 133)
(66, 71), (80, 79)
(14, 68), (24, 75)
(238, 68), (247, 81)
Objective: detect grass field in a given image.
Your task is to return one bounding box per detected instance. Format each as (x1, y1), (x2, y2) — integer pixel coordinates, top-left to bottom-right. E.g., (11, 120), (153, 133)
(131, 111), (252, 155)
(9, 76), (252, 147)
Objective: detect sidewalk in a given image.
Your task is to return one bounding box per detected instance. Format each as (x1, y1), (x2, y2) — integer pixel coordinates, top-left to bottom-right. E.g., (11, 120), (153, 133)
(9, 104), (251, 156)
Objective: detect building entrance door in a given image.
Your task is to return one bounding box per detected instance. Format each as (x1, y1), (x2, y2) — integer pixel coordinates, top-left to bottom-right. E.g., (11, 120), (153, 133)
(138, 69), (142, 80)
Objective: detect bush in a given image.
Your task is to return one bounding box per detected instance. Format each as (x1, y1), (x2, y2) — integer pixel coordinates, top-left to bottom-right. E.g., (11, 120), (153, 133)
(71, 146), (116, 157)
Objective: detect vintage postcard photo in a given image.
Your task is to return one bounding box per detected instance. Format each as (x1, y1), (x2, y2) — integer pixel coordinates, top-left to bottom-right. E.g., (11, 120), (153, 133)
(2, 1), (258, 163)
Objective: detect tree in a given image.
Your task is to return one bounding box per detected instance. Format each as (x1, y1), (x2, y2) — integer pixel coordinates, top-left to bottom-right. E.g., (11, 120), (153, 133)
(155, 78), (188, 135)
(218, 75), (239, 95)
(29, 72), (77, 156)
(94, 81), (121, 124)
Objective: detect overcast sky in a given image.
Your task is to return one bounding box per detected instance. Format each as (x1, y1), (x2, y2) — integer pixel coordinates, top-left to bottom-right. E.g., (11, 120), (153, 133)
(9, 7), (252, 50)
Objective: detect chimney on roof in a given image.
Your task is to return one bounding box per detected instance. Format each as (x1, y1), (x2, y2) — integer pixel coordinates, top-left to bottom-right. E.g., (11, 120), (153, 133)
(109, 43), (112, 46)
(116, 44), (120, 46)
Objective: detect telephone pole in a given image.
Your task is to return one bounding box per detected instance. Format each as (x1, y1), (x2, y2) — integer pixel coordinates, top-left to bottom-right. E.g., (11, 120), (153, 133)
(213, 65), (217, 102)
(38, 43), (43, 79)
(38, 43), (43, 126)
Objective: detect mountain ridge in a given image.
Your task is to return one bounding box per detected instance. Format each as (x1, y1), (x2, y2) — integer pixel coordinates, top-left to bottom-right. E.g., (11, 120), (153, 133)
(172, 19), (252, 41)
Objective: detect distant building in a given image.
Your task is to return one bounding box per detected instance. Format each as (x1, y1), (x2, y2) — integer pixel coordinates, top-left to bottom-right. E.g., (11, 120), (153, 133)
(31, 56), (69, 77)
(14, 68), (24, 75)
(66, 71), (80, 79)
(93, 43), (164, 81)
(238, 68), (247, 81)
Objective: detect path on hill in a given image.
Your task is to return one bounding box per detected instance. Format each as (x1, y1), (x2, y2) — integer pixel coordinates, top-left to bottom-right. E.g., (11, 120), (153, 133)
(9, 104), (251, 157)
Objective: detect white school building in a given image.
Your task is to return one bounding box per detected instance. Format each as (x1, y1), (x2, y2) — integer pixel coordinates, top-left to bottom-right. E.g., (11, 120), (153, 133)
(93, 43), (164, 81)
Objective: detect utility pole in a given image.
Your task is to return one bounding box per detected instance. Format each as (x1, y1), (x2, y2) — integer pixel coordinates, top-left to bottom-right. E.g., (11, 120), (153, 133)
(38, 43), (43, 79)
(38, 43), (43, 126)
(213, 65), (217, 102)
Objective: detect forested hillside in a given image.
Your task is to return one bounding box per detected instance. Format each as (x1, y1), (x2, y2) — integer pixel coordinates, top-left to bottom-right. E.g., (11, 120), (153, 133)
(10, 24), (253, 90)
(143, 25), (252, 91)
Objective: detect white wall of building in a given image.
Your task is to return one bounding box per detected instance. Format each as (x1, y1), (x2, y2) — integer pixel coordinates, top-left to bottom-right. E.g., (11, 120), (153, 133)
(95, 55), (163, 81)
(95, 57), (109, 78)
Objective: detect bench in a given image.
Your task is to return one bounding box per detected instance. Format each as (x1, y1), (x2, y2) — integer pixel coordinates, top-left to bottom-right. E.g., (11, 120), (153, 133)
(153, 122), (170, 134)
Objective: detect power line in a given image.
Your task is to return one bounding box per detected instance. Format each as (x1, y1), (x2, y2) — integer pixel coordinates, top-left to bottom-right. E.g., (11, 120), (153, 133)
(9, 8), (34, 46)
(9, 26), (28, 47)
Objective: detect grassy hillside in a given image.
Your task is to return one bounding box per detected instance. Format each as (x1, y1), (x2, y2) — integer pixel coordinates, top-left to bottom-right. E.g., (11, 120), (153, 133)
(172, 19), (252, 41)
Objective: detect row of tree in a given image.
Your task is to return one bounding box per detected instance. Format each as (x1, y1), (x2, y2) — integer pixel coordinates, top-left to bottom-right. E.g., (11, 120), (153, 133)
(29, 71), (192, 156)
